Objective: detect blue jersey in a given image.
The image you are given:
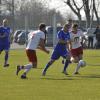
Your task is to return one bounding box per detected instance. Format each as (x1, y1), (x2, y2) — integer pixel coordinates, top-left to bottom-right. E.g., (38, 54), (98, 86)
(51, 30), (70, 60)
(57, 29), (70, 41)
(0, 26), (10, 44)
(0, 26), (10, 51)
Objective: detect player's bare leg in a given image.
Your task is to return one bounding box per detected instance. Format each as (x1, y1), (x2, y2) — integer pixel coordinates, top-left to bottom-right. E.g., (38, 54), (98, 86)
(16, 63), (33, 79)
(74, 55), (83, 74)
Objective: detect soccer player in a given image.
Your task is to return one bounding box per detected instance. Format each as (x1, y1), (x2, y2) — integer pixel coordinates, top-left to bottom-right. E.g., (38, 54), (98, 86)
(0, 19), (11, 67)
(16, 23), (49, 79)
(69, 23), (86, 74)
(42, 23), (72, 76)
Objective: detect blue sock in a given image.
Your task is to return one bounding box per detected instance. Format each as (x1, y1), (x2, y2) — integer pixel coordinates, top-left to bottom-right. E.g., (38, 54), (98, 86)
(5, 53), (9, 64)
(43, 62), (52, 72)
(63, 60), (69, 72)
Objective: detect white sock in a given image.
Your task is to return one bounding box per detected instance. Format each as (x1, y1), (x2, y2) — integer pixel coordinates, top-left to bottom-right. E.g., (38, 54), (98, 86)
(24, 64), (33, 74)
(74, 61), (81, 73)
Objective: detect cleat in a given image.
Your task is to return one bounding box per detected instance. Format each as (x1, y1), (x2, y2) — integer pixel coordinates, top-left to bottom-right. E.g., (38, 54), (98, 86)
(16, 65), (21, 75)
(73, 72), (80, 75)
(62, 71), (69, 75)
(3, 64), (9, 67)
(21, 75), (27, 79)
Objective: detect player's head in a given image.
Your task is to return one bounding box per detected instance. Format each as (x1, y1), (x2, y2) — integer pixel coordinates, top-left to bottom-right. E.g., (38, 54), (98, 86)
(63, 23), (70, 32)
(3, 19), (8, 26)
(66, 19), (73, 26)
(39, 23), (46, 32)
(68, 19), (73, 24)
(72, 23), (78, 31)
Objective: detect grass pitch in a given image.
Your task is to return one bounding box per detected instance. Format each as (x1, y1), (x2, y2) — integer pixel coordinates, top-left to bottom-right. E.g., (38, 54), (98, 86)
(0, 49), (100, 100)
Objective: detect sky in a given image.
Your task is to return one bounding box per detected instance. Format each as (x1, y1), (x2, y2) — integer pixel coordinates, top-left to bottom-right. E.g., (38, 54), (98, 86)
(48, 0), (68, 14)
(48, 0), (82, 19)
(48, 0), (100, 20)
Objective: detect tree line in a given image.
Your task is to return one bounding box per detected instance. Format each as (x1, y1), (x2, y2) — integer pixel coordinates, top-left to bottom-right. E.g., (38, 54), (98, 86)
(0, 0), (100, 31)
(0, 0), (65, 31)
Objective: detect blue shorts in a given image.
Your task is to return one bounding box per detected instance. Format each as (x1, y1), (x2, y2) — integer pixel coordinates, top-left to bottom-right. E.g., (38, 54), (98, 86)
(51, 44), (69, 60)
(0, 43), (10, 51)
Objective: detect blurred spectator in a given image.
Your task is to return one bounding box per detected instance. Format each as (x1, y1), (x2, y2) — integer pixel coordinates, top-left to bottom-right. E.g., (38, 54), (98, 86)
(87, 28), (94, 48)
(93, 25), (100, 49)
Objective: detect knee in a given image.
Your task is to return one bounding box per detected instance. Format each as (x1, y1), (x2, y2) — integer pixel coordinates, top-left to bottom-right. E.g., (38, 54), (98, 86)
(71, 57), (78, 63)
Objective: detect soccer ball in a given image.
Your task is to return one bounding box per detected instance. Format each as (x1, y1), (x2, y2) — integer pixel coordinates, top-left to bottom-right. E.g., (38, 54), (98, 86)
(79, 60), (86, 67)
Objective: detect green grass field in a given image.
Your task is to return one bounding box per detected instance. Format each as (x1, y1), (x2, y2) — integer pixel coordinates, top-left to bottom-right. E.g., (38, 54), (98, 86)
(0, 49), (100, 100)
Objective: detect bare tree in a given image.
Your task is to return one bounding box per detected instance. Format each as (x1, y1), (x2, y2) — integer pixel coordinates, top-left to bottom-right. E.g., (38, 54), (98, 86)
(82, 0), (91, 28)
(64, 0), (100, 28)
(93, 0), (99, 24)
(1, 0), (64, 30)
(64, 0), (83, 26)
(15, 0), (65, 29)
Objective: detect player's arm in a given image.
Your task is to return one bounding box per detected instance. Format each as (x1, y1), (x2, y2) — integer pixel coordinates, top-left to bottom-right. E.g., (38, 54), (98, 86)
(82, 35), (88, 41)
(38, 38), (49, 54)
(57, 31), (67, 44)
(67, 39), (72, 51)
(81, 32), (88, 44)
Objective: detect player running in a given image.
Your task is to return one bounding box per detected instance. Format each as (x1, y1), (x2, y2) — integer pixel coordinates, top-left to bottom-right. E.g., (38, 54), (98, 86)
(16, 23), (49, 79)
(0, 19), (11, 67)
(42, 23), (72, 76)
(70, 23), (86, 74)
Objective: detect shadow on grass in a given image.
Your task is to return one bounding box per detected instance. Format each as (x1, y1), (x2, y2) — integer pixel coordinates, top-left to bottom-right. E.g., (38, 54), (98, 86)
(73, 74), (100, 79)
(40, 75), (78, 80)
(20, 74), (100, 80)
(87, 64), (100, 66)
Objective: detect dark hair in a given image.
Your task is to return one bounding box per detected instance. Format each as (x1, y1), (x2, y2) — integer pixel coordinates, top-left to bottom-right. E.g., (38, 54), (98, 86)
(63, 23), (70, 28)
(96, 25), (99, 29)
(39, 23), (46, 30)
(68, 19), (72, 22)
(72, 23), (78, 28)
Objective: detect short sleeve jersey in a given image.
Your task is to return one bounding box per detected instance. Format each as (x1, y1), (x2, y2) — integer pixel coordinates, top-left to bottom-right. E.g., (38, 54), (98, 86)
(54, 29), (70, 50)
(0, 26), (10, 44)
(57, 29), (70, 41)
(26, 30), (45, 50)
(70, 29), (84, 49)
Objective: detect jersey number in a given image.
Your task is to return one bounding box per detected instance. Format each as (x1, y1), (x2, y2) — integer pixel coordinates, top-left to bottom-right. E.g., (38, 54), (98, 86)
(74, 37), (79, 43)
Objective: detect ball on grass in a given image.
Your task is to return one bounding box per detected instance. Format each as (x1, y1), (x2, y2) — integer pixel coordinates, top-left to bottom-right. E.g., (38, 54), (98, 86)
(79, 60), (86, 67)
